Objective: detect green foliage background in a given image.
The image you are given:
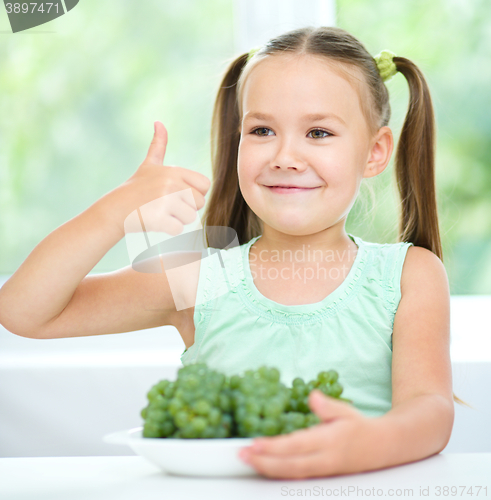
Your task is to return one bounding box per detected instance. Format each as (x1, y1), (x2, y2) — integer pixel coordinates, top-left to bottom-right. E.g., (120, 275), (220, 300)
(0, 0), (490, 294)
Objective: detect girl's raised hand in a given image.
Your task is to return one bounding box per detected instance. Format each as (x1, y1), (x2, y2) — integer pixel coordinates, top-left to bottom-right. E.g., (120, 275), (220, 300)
(106, 121), (211, 238)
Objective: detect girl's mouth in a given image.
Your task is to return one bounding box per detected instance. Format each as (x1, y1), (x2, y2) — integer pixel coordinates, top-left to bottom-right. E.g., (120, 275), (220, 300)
(267, 186), (318, 194)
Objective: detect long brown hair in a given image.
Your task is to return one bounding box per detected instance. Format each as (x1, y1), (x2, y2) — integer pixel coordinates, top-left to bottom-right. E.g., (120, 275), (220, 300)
(202, 25), (466, 406)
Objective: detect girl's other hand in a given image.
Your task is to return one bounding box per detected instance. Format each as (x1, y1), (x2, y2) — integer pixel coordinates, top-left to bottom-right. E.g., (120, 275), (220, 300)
(238, 390), (377, 479)
(104, 121), (211, 238)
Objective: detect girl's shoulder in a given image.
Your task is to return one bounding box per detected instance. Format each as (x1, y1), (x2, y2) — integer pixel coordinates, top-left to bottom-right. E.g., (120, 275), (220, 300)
(399, 245), (447, 298)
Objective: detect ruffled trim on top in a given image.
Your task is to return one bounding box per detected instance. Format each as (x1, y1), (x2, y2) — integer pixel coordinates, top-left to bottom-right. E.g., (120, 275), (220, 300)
(229, 233), (370, 325)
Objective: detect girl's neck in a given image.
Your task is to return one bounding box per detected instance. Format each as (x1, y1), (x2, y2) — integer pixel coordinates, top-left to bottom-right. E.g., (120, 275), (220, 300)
(251, 227), (357, 267)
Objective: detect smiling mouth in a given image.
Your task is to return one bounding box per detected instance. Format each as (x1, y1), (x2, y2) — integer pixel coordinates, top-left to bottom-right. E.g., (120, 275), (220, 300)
(266, 186), (319, 193)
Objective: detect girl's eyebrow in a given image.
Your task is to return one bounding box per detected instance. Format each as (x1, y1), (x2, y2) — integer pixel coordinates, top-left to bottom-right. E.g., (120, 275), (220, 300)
(243, 111), (346, 126)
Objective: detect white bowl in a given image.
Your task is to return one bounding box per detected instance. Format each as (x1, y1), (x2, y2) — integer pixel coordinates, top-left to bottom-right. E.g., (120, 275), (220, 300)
(103, 427), (257, 477)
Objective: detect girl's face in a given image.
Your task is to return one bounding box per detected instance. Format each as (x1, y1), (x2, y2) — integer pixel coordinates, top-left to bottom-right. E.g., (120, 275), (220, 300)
(237, 54), (384, 238)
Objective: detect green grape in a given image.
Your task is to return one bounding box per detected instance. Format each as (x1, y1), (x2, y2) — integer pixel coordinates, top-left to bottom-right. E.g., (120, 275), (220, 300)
(245, 398), (261, 415)
(151, 394), (169, 410)
(263, 399), (284, 419)
(143, 421), (162, 438)
(163, 383), (175, 399)
(181, 424), (198, 439)
(159, 420), (176, 437)
(230, 375), (241, 389)
(147, 408), (167, 423)
(174, 410), (190, 428)
(261, 418), (280, 436)
(316, 371), (330, 385)
(266, 367), (280, 383)
(202, 426), (217, 439)
(140, 407), (147, 420)
(240, 380), (254, 396)
(235, 407), (248, 423)
(208, 408), (222, 426)
(215, 426), (228, 438)
(292, 377), (305, 387)
(291, 385), (304, 399)
(218, 392), (232, 412)
(256, 385), (269, 398)
(288, 398), (299, 411)
(326, 370), (339, 384)
(232, 391), (246, 410)
(146, 386), (160, 402)
(242, 415), (260, 435)
(297, 396), (310, 413)
(305, 413), (321, 427)
(156, 380), (170, 393)
(329, 382), (343, 398)
(193, 400), (211, 416)
(168, 398), (184, 416)
(185, 374), (199, 390)
(191, 417), (207, 433)
(290, 412), (306, 429)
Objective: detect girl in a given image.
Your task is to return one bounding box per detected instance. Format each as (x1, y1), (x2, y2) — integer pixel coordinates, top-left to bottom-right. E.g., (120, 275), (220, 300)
(0, 26), (457, 479)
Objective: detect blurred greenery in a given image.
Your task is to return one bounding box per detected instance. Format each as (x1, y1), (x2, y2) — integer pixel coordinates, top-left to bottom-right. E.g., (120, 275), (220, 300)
(0, 0), (490, 294)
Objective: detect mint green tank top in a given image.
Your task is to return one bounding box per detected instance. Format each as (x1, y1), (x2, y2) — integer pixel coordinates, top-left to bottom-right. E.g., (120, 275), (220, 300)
(180, 233), (413, 418)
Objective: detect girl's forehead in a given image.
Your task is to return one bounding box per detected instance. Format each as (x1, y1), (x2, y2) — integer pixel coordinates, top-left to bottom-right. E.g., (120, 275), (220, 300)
(241, 54), (365, 122)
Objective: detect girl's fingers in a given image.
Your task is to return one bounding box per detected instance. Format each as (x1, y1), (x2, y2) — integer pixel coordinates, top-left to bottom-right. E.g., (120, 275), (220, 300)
(137, 194), (197, 234)
(242, 448), (334, 480)
(249, 425), (329, 456)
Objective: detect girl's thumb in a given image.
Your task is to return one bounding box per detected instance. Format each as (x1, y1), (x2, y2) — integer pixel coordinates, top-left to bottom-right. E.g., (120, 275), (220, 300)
(309, 390), (353, 422)
(146, 121), (168, 165)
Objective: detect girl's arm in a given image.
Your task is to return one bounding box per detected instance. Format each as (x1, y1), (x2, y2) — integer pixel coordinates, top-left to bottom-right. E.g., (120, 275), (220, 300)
(367, 245), (454, 467)
(238, 245), (454, 479)
(0, 122), (210, 340)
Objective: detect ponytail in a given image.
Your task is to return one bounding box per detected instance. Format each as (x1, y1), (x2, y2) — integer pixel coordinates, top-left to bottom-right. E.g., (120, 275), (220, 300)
(392, 57), (442, 260)
(202, 53), (262, 248)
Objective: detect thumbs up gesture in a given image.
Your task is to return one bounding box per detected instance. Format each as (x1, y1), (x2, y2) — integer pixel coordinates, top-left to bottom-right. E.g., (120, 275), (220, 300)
(105, 122), (211, 238)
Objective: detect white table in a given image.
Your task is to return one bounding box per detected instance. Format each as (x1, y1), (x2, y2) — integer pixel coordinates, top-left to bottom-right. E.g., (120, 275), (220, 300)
(1, 454), (490, 500)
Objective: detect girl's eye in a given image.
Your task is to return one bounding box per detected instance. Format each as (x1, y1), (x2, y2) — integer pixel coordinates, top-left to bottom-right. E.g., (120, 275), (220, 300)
(251, 127), (332, 139)
(252, 127), (273, 136)
(308, 129), (332, 139)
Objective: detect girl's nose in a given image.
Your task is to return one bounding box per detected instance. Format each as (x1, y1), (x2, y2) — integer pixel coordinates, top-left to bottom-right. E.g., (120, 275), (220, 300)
(271, 139), (306, 171)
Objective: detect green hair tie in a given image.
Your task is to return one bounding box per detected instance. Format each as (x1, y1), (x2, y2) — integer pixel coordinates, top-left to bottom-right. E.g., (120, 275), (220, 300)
(246, 46), (261, 63)
(374, 50), (398, 82)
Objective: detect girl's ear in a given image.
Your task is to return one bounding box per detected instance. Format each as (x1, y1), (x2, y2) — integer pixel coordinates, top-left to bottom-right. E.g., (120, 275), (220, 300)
(363, 126), (394, 178)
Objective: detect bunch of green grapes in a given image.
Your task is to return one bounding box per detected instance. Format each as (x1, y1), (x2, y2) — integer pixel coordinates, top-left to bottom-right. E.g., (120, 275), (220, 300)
(287, 369), (351, 414)
(141, 364), (351, 439)
(141, 363), (233, 438)
(229, 366), (334, 437)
